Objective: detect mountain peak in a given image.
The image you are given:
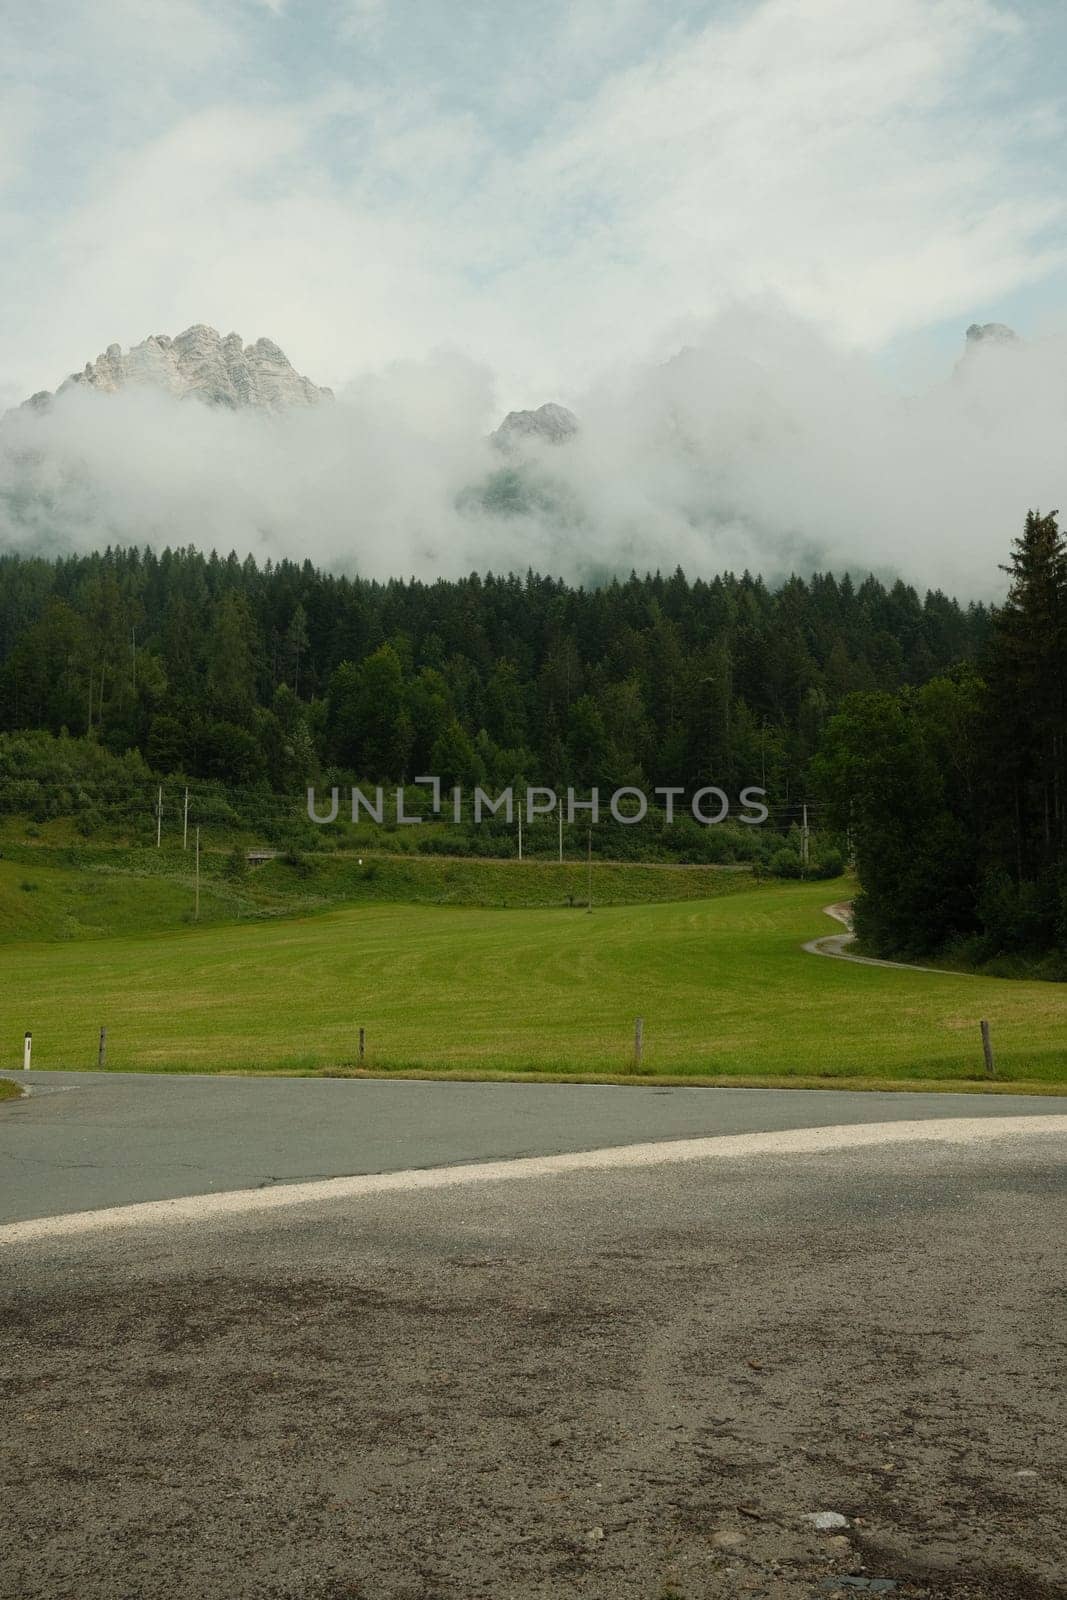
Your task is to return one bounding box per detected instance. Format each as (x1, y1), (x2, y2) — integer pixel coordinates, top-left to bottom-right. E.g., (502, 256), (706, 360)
(24, 325), (332, 413)
(491, 402), (579, 450)
(964, 322), (1020, 348)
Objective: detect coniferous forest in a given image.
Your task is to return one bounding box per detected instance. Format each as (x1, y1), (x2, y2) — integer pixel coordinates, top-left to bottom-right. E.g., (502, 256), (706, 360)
(0, 521), (1063, 972)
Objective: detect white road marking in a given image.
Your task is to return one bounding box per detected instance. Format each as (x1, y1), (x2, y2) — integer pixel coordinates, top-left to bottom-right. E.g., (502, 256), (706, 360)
(2, 1115), (1064, 1245)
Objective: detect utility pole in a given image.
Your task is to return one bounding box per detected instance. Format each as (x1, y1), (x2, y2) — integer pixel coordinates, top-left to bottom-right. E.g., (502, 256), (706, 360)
(801, 803), (810, 875)
(558, 808), (563, 864)
(183, 787), (189, 851)
(586, 827), (593, 913)
(518, 807), (523, 862)
(195, 827), (200, 922)
(156, 785), (163, 848)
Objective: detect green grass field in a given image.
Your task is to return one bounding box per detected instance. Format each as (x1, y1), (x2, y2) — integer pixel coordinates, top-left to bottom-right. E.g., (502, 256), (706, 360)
(1, 865), (1065, 1087)
(0, 846), (754, 941)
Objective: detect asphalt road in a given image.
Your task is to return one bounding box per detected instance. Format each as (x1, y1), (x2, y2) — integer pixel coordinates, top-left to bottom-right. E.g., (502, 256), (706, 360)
(1, 1069), (1065, 1222)
(1, 1122), (1065, 1600)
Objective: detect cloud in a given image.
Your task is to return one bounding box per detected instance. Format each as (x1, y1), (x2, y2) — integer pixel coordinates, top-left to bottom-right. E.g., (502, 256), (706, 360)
(336, 0), (388, 40)
(1, 308), (1064, 598)
(0, 0), (1064, 596)
(1, 0), (1064, 407)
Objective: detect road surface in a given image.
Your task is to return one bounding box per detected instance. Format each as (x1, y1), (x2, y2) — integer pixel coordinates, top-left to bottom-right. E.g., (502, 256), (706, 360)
(2, 1069), (1065, 1222)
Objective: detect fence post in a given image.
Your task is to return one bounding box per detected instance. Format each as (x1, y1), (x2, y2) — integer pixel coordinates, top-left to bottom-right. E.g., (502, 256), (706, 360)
(358, 1027), (366, 1065)
(980, 1020), (997, 1079)
(98, 1026), (107, 1069)
(23, 1031), (31, 1071)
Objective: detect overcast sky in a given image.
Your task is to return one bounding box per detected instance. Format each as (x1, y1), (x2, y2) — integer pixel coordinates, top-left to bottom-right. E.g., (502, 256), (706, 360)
(2, 0), (1066, 412)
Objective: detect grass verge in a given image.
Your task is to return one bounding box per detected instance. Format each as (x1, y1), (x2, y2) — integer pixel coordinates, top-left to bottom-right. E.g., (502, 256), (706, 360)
(314, 1067), (1065, 1095)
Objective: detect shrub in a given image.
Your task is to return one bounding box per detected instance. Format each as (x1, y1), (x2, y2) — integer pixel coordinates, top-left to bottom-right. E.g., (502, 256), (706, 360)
(768, 847), (802, 879)
(224, 844), (248, 880)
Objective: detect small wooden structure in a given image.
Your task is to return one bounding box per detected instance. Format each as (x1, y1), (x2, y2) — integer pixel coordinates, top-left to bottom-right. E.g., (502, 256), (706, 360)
(246, 849), (280, 867)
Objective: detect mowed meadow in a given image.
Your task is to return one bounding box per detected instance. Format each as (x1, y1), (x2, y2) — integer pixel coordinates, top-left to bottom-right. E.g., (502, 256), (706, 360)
(1, 852), (1065, 1086)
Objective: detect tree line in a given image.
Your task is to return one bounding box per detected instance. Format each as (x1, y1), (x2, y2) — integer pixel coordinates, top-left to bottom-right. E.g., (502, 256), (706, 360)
(815, 512), (1066, 974)
(0, 546), (988, 809)
(0, 531), (1061, 968)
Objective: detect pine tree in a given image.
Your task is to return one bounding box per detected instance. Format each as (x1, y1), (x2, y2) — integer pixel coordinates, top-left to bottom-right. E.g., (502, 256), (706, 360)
(988, 510), (1067, 876)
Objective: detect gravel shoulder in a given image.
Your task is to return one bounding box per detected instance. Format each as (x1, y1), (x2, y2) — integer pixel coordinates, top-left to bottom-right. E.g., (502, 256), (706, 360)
(2, 1126), (1064, 1600)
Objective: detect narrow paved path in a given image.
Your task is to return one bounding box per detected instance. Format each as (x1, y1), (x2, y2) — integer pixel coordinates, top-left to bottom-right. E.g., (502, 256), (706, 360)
(803, 901), (983, 976)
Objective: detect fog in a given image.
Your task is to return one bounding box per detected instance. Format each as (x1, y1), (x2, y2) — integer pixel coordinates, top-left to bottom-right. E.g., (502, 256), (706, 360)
(2, 307), (1064, 599)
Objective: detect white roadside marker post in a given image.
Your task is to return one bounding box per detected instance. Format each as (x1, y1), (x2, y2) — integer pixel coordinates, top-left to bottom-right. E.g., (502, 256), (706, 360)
(23, 1031), (31, 1071)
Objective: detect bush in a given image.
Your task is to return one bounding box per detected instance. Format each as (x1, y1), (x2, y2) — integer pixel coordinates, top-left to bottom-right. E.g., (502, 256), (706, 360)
(812, 849), (845, 879)
(768, 847), (802, 879)
(224, 844), (248, 880)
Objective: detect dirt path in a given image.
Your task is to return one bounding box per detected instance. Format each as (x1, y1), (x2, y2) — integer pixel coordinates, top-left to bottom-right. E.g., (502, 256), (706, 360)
(803, 902), (982, 977)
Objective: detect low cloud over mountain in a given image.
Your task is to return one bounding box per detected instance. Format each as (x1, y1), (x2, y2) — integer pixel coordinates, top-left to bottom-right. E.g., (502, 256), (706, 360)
(2, 308), (1064, 598)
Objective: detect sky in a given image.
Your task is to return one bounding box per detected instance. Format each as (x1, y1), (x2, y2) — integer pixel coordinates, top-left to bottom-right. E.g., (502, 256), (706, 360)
(1, 0), (1066, 593)
(3, 0), (1066, 406)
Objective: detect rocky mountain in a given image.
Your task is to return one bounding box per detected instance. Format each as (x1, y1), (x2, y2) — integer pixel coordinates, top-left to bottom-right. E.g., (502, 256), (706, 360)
(491, 401), (578, 450)
(964, 322), (1020, 348)
(22, 324), (332, 413)
(954, 321), (1022, 378)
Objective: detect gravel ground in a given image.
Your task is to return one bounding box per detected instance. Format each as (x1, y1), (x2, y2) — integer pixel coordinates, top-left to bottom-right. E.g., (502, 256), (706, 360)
(1, 1129), (1065, 1600)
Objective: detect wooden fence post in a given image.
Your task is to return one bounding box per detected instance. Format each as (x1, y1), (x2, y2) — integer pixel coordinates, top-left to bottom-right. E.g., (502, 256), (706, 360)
(358, 1027), (366, 1065)
(980, 1020), (997, 1079)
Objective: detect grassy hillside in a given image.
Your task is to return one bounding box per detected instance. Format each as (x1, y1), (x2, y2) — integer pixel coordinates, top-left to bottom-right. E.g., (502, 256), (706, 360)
(2, 878), (1064, 1086)
(0, 845), (755, 942)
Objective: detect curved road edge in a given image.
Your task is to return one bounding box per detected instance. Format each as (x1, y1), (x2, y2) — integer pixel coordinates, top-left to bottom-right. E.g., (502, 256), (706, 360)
(4, 1113), (1065, 1247)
